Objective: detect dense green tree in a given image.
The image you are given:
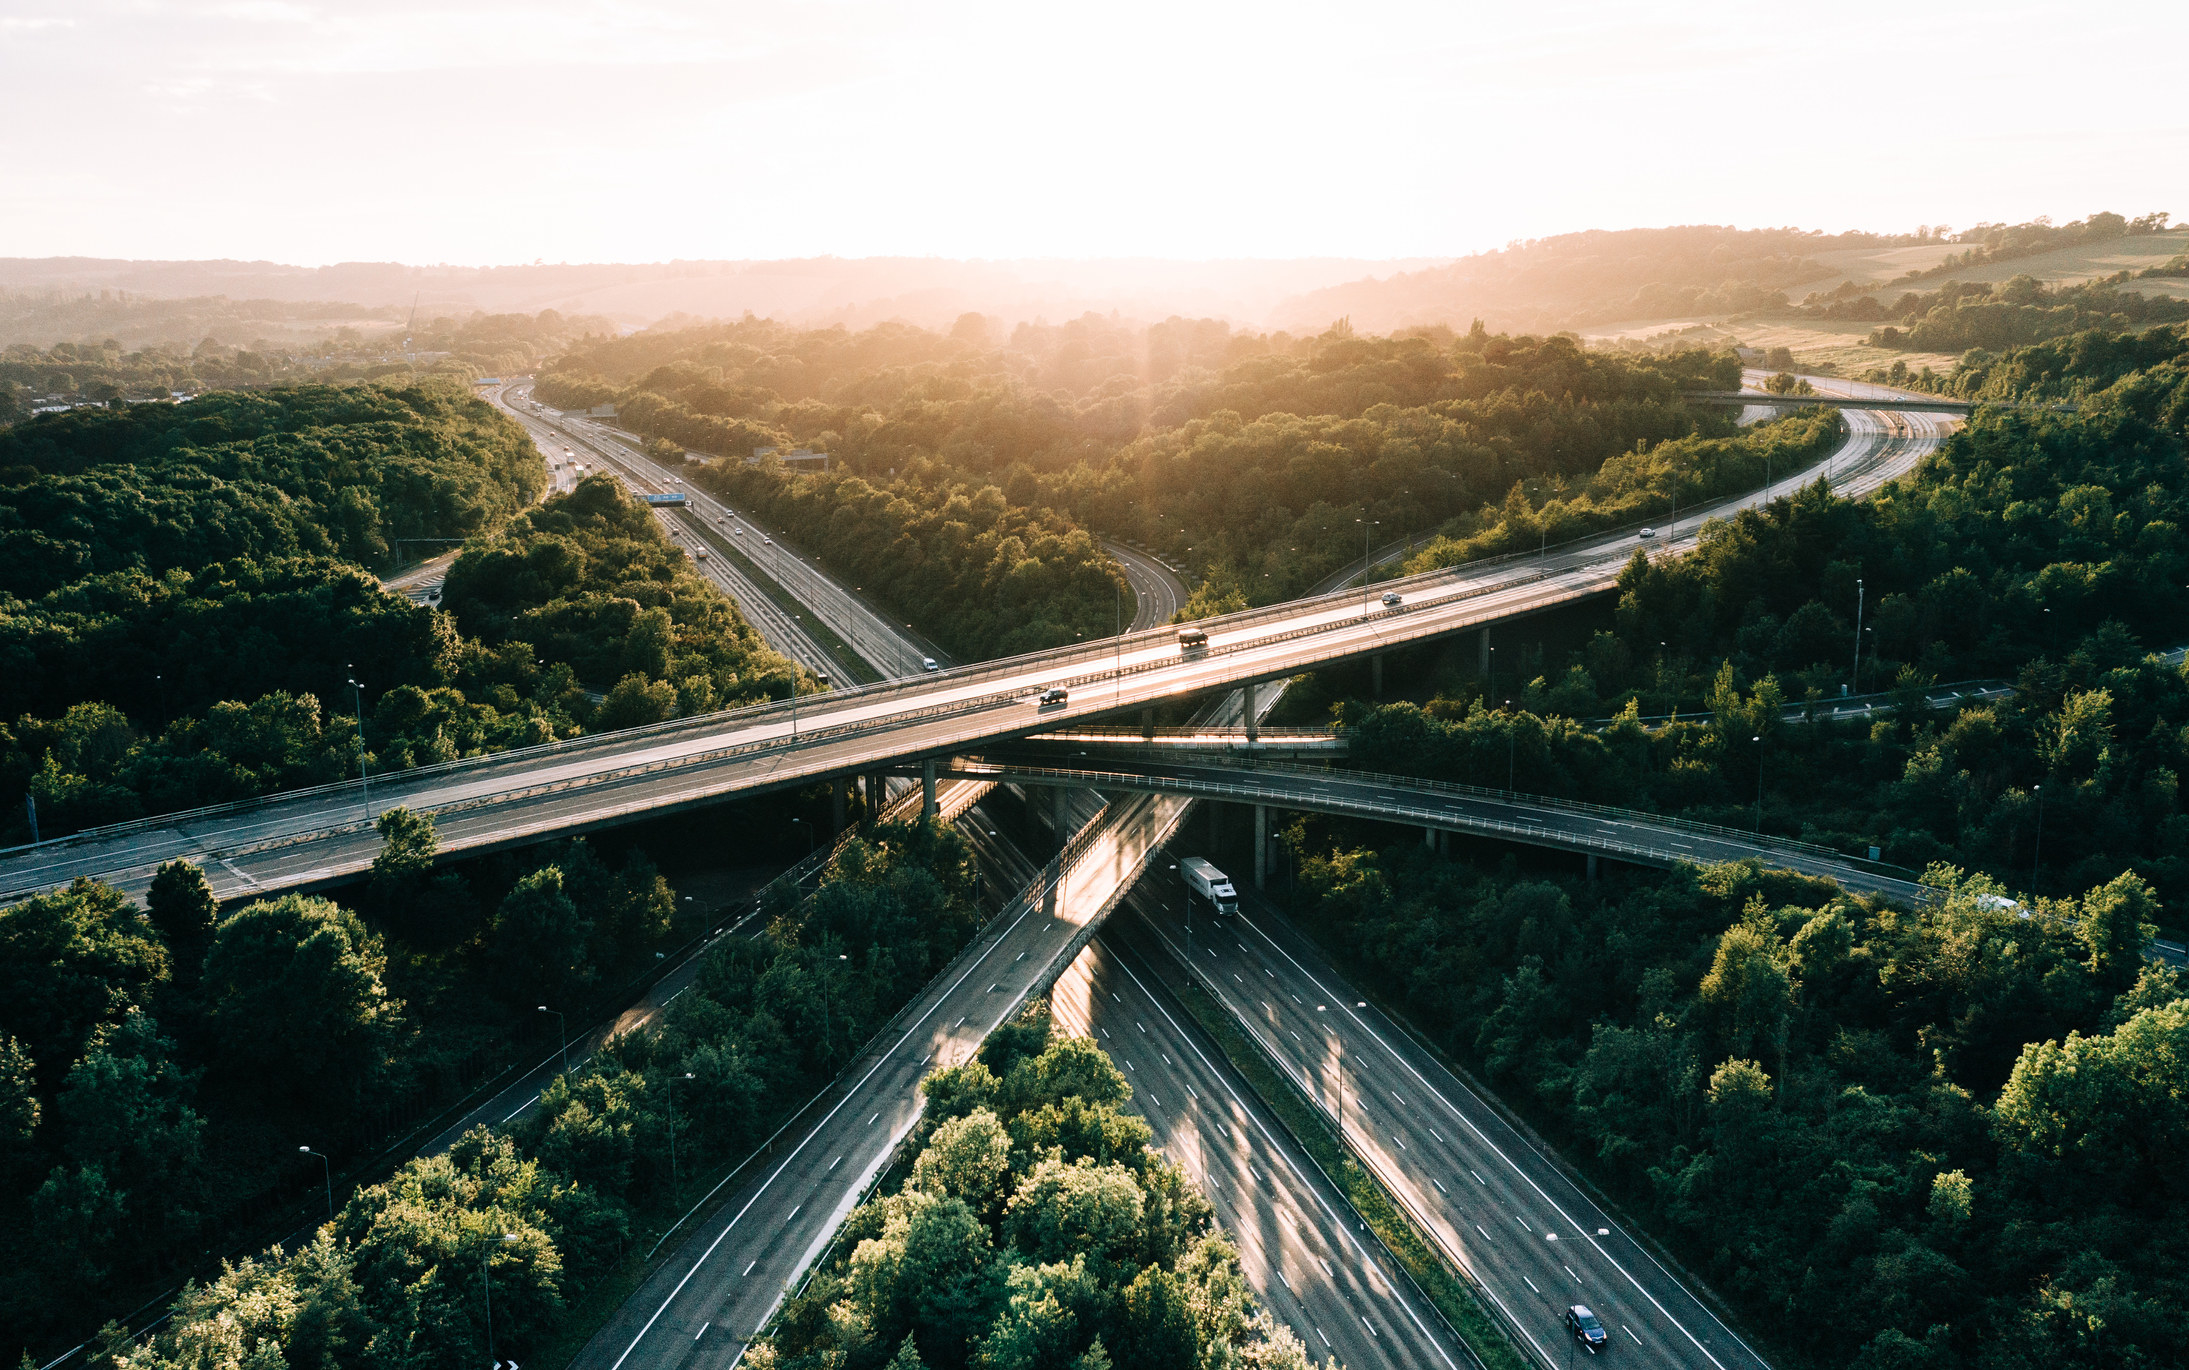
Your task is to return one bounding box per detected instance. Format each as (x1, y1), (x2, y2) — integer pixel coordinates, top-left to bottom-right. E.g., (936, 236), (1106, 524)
(200, 894), (404, 1117)
(143, 860), (217, 968)
(0, 877), (167, 1077)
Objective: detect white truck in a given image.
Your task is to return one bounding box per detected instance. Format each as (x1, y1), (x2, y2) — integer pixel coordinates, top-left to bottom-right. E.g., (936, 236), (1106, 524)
(1180, 857), (1238, 916)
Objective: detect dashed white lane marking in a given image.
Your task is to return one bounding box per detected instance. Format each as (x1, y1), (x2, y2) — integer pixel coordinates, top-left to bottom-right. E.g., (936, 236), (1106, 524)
(828, 1156), (841, 1171)
(1524, 1276), (1540, 1294)
(1626, 1326), (1643, 1345)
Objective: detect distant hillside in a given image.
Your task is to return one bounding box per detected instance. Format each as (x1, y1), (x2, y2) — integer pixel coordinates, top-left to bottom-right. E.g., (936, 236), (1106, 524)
(0, 256), (1448, 334)
(1271, 214), (2183, 336)
(1270, 225), (1934, 335)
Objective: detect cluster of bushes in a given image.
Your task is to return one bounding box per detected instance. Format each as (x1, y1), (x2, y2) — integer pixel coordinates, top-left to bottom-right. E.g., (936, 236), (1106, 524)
(6, 815), (983, 1367)
(1285, 846), (2183, 1368)
(761, 1004), (1329, 1370)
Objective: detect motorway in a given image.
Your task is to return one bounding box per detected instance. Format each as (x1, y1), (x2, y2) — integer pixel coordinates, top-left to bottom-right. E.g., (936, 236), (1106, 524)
(0, 388), (1952, 908)
(545, 386), (1956, 1369)
(1119, 871), (1771, 1370)
(1102, 537), (1190, 629)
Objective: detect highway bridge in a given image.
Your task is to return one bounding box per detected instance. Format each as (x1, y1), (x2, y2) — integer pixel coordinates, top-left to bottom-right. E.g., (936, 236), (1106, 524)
(935, 756), (1927, 900)
(0, 391), (1952, 908)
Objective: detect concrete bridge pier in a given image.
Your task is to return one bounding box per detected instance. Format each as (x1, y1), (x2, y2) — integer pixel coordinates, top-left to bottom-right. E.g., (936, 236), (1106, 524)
(1141, 708), (1156, 740)
(832, 779), (847, 836)
(1243, 682), (1259, 745)
(1254, 805), (1268, 887)
(1423, 825), (1436, 849)
(1053, 787), (1070, 853)
(1373, 654), (1384, 699)
(921, 761), (938, 822)
(1588, 853), (1600, 881)
(1478, 626), (1491, 678)
(865, 773), (885, 829)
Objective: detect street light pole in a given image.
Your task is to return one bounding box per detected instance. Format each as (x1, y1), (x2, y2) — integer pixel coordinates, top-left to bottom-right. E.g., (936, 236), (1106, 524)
(1753, 734), (1765, 831)
(347, 673), (368, 812)
(1507, 702), (1517, 793)
(1851, 578), (1865, 692)
(299, 1146), (332, 1224)
(1357, 517), (1378, 618)
(665, 1071), (694, 1199)
(537, 1005), (567, 1076)
(2032, 783), (2045, 890)
(481, 1232), (520, 1368)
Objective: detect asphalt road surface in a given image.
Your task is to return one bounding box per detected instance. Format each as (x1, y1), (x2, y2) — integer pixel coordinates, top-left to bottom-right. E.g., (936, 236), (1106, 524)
(1124, 865), (1775, 1370)
(1103, 537), (1190, 629)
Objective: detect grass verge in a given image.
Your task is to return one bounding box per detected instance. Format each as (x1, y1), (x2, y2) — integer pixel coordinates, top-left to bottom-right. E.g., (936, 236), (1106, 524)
(1170, 976), (1532, 1370)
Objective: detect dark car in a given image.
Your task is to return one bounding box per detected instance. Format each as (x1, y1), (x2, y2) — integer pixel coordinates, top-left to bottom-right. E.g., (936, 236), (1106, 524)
(1565, 1305), (1609, 1352)
(1038, 686), (1069, 707)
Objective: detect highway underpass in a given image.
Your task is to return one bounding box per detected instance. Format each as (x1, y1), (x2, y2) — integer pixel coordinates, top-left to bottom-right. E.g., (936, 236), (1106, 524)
(0, 389), (1952, 909)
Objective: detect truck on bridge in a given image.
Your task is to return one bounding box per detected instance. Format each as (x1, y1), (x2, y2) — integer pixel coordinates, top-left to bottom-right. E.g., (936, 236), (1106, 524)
(1180, 856), (1238, 916)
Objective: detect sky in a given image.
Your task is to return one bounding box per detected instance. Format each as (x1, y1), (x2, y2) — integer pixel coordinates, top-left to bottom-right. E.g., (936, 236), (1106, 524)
(2, 0), (2184, 266)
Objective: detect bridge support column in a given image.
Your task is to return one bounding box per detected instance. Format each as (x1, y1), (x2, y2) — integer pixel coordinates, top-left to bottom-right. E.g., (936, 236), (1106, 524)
(1254, 806), (1268, 888)
(921, 761), (938, 822)
(1373, 654), (1384, 699)
(1243, 683), (1258, 746)
(1141, 707), (1156, 740)
(1053, 786), (1070, 853)
(1478, 626), (1491, 678)
(865, 773), (885, 829)
(1424, 826), (1436, 850)
(1587, 853), (1600, 882)
(832, 779), (847, 837)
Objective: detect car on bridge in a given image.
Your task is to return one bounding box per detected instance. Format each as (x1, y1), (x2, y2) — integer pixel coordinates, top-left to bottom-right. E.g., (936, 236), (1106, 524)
(1638, 527), (1656, 539)
(1381, 590), (1402, 607)
(1177, 625), (1208, 651)
(922, 657), (941, 672)
(1037, 686), (1069, 707)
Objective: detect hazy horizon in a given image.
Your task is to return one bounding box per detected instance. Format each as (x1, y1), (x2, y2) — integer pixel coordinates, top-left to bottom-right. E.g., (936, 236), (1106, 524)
(4, 1), (2183, 267)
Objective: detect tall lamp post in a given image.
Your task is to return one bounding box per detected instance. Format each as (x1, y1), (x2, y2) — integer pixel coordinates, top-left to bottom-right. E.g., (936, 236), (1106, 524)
(1356, 517), (1378, 618)
(1752, 735), (1765, 832)
(347, 671), (368, 812)
(537, 1005), (567, 1076)
(2032, 783), (2045, 891)
(298, 1146), (332, 1224)
(665, 1071), (695, 1199)
(481, 1231), (520, 1368)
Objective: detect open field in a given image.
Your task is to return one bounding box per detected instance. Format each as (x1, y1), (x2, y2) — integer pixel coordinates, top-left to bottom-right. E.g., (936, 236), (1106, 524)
(1785, 228), (2189, 298)
(1577, 316), (1958, 377)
